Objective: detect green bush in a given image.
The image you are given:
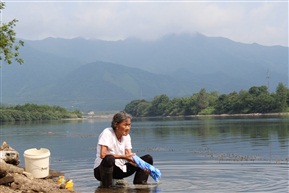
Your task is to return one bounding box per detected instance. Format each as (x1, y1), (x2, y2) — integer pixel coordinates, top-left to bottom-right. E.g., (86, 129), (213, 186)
(0, 104), (82, 122)
(125, 84), (289, 117)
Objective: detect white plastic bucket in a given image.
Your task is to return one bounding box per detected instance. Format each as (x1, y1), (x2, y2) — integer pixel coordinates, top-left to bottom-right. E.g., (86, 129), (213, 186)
(23, 148), (50, 178)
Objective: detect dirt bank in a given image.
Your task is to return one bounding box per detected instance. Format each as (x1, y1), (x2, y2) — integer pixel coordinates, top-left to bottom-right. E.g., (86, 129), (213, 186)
(0, 172), (78, 193)
(0, 142), (78, 193)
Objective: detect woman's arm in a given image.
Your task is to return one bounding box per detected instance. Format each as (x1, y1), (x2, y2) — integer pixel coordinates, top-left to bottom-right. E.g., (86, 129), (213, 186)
(125, 149), (137, 166)
(100, 145), (134, 162)
(125, 149), (150, 174)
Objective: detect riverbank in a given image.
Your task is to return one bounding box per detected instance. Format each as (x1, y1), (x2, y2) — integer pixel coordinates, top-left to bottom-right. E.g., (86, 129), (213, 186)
(0, 171), (78, 193)
(0, 142), (78, 193)
(187, 112), (289, 118)
(83, 112), (289, 119)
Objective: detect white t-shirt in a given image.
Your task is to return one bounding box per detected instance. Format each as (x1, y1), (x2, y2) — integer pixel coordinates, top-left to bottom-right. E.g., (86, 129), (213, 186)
(93, 127), (132, 172)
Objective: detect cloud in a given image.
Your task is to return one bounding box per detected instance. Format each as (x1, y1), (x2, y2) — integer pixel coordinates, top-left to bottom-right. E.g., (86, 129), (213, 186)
(3, 1), (288, 46)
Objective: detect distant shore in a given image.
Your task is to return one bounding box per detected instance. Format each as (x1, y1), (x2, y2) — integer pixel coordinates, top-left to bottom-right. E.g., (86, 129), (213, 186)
(82, 112), (289, 119)
(186, 112), (289, 118)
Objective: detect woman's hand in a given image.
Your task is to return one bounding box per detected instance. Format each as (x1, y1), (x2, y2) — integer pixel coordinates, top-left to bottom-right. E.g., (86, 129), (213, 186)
(125, 149), (135, 162)
(143, 169), (150, 174)
(125, 153), (135, 162)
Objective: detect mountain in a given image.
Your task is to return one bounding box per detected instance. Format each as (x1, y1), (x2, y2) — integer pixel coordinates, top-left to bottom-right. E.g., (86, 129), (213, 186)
(26, 33), (288, 89)
(45, 61), (194, 110)
(1, 33), (287, 111)
(1, 43), (83, 104)
(1, 59), (191, 111)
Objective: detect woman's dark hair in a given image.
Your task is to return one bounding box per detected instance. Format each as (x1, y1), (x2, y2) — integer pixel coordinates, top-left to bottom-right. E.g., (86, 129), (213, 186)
(111, 111), (132, 130)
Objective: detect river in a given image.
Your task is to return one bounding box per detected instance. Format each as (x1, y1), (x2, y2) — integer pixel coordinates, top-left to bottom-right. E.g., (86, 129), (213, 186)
(1, 115), (288, 193)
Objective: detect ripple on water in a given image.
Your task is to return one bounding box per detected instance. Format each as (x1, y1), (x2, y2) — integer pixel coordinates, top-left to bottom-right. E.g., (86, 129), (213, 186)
(51, 159), (288, 193)
(156, 160), (288, 193)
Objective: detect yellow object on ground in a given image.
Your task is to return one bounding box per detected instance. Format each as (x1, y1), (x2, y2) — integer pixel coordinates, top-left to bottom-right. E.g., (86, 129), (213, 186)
(65, 180), (74, 191)
(57, 176), (65, 185)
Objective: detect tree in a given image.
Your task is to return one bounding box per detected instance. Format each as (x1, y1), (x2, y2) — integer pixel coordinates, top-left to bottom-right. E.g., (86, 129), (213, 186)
(248, 85), (268, 96)
(0, 103), (82, 122)
(0, 2), (24, 65)
(125, 84), (289, 117)
(275, 82), (288, 112)
(147, 94), (170, 116)
(196, 88), (209, 113)
(124, 99), (150, 117)
(251, 93), (276, 113)
(237, 90), (253, 113)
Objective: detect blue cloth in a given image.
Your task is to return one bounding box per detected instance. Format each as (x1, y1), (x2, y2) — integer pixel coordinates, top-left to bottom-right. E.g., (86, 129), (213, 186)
(132, 155), (161, 182)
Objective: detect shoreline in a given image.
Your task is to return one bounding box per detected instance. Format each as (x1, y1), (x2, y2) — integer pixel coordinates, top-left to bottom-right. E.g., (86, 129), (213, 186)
(186, 112), (289, 118)
(82, 112), (289, 119)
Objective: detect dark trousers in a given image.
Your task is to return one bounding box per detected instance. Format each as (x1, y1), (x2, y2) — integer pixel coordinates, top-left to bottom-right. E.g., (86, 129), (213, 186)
(94, 154), (153, 184)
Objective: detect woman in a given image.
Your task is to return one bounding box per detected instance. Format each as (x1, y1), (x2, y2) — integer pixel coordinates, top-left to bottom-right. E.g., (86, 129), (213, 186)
(93, 111), (153, 188)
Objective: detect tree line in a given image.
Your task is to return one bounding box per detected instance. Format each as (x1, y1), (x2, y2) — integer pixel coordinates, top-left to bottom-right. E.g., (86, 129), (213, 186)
(124, 83), (289, 117)
(0, 103), (82, 122)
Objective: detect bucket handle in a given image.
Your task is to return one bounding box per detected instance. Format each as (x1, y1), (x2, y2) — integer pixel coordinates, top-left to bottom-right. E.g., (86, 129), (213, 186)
(28, 161), (49, 170)
(25, 157), (50, 170)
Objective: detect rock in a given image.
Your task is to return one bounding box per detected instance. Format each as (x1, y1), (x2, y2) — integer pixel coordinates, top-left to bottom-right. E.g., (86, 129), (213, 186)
(0, 175), (14, 185)
(23, 171), (34, 180)
(0, 165), (78, 193)
(115, 179), (129, 187)
(10, 180), (21, 190)
(47, 170), (64, 179)
(0, 159), (24, 174)
(0, 142), (78, 193)
(0, 151), (20, 165)
(0, 141), (20, 165)
(0, 171), (7, 178)
(0, 141), (10, 150)
(59, 183), (66, 189)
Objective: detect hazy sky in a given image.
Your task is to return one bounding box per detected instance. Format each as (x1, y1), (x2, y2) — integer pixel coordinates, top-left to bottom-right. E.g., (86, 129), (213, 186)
(2, 1), (288, 46)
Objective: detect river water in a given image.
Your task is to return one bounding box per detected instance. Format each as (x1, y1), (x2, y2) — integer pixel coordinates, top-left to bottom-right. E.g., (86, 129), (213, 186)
(0, 115), (288, 193)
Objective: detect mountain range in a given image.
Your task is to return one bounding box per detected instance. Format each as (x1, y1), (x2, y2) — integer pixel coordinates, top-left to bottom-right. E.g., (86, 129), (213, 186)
(1, 33), (288, 112)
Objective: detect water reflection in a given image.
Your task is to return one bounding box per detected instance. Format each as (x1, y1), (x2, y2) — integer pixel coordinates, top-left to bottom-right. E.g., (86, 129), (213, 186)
(94, 185), (160, 193)
(146, 116), (289, 150)
(1, 116), (288, 193)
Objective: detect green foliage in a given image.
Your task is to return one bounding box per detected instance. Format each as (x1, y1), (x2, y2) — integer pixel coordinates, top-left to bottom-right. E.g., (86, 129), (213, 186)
(147, 94), (170, 116)
(0, 103), (82, 122)
(125, 84), (289, 117)
(0, 2), (24, 65)
(124, 99), (150, 117)
(275, 82), (288, 112)
(199, 107), (215, 115)
(248, 85), (268, 96)
(196, 88), (209, 113)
